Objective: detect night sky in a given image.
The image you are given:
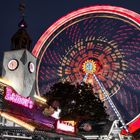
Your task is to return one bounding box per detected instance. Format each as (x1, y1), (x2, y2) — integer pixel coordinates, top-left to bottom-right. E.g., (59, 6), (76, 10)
(0, 0), (140, 60)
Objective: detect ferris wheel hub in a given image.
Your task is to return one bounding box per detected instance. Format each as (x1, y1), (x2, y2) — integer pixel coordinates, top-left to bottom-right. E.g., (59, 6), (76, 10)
(82, 60), (96, 74)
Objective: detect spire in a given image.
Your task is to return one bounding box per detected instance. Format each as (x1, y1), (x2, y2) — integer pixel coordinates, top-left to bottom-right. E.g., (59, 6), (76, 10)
(11, 0), (32, 51)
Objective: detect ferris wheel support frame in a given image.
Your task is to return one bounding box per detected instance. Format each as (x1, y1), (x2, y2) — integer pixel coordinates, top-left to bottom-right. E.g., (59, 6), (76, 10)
(83, 72), (129, 133)
(93, 73), (129, 133)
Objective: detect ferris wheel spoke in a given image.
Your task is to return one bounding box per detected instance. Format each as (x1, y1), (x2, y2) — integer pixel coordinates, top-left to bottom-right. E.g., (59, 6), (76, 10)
(58, 69), (83, 78)
(123, 51), (140, 60)
(124, 70), (140, 75)
(117, 30), (140, 47)
(119, 81), (139, 95)
(41, 64), (61, 67)
(43, 75), (69, 85)
(112, 95), (132, 119)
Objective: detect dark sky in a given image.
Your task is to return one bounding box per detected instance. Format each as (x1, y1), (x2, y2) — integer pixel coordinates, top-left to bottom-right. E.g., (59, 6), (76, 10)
(0, 0), (140, 59)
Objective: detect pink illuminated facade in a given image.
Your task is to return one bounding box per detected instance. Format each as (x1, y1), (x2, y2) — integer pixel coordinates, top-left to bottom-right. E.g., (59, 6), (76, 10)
(4, 86), (34, 109)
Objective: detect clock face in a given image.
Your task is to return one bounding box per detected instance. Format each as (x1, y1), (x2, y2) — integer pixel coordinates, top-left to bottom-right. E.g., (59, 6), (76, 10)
(28, 62), (35, 73)
(7, 59), (18, 71)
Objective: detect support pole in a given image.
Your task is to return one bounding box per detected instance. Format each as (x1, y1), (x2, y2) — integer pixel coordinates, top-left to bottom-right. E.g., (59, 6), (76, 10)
(82, 73), (88, 83)
(93, 73), (129, 133)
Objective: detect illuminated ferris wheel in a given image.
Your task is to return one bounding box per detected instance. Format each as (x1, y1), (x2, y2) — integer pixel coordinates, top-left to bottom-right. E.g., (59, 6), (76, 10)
(32, 5), (140, 132)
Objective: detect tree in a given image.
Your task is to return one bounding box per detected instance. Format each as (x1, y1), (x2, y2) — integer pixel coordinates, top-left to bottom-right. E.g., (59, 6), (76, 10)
(44, 81), (108, 123)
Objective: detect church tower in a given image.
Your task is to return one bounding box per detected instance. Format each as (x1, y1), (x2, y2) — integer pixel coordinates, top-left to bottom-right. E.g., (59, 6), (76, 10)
(11, 1), (32, 51)
(2, 1), (36, 98)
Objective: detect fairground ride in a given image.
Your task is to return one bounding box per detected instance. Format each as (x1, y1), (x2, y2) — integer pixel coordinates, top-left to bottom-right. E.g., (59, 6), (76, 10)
(0, 5), (140, 140)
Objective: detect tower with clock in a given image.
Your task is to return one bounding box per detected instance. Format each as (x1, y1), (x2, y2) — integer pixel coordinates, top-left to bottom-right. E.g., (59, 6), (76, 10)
(1, 2), (36, 98)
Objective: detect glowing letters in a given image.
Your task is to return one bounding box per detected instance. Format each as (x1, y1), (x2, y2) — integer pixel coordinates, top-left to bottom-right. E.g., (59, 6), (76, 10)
(56, 120), (76, 133)
(4, 87), (34, 109)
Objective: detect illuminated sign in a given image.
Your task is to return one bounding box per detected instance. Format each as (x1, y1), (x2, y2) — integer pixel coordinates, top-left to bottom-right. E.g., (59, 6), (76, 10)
(56, 120), (76, 134)
(4, 87), (34, 109)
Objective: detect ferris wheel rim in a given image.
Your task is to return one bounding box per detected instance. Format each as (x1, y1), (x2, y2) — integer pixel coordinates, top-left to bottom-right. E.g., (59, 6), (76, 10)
(32, 5), (140, 57)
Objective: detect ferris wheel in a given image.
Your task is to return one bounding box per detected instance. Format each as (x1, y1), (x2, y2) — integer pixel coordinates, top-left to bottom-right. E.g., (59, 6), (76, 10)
(32, 5), (140, 133)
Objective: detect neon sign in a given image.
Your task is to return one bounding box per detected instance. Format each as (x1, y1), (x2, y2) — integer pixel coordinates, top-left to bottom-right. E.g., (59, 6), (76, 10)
(4, 87), (34, 109)
(56, 120), (76, 134)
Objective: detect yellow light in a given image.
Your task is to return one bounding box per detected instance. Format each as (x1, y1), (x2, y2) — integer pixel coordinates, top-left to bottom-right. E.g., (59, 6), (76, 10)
(0, 111), (35, 132)
(34, 94), (47, 103)
(87, 78), (93, 84)
(0, 78), (15, 89)
(63, 120), (77, 126)
(82, 60), (96, 74)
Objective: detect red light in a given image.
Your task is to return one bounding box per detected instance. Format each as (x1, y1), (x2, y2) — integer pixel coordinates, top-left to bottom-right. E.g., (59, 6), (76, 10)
(4, 87), (34, 109)
(121, 115), (140, 135)
(32, 5), (140, 57)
